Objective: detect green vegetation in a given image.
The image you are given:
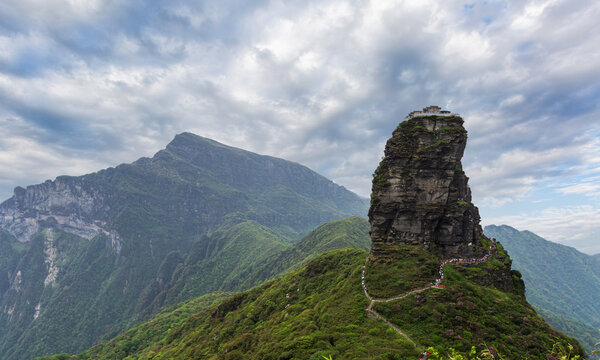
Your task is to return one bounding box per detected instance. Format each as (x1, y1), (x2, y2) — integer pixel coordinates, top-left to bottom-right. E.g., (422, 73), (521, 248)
(409, 125), (434, 133)
(238, 216), (371, 286)
(1, 217), (371, 360)
(0, 133), (369, 360)
(39, 247), (584, 360)
(7, 217), (370, 360)
(536, 308), (600, 358)
(371, 158), (389, 205)
(365, 245), (439, 298)
(438, 126), (465, 132)
(373, 258), (584, 359)
(35, 292), (230, 360)
(0, 231), (25, 295)
(421, 340), (582, 360)
(49, 250), (420, 359)
(154, 217), (371, 306)
(485, 225), (600, 357)
(417, 139), (451, 153)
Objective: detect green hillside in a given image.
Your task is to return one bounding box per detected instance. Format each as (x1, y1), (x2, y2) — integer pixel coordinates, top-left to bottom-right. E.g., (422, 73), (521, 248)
(0, 231), (26, 295)
(5, 216), (370, 360)
(535, 308), (600, 356)
(0, 133), (369, 360)
(484, 225), (600, 356)
(138, 216), (371, 316)
(233, 216), (371, 288)
(42, 245), (583, 360)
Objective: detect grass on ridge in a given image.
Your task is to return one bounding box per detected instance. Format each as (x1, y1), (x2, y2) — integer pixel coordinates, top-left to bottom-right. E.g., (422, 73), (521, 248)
(365, 245), (439, 298)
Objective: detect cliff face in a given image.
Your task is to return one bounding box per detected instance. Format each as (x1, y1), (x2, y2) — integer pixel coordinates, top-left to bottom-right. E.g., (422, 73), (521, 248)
(369, 110), (484, 258)
(0, 178), (121, 251)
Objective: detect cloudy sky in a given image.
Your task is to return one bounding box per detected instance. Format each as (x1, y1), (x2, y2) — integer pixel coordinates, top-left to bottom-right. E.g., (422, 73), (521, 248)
(0, 0), (598, 253)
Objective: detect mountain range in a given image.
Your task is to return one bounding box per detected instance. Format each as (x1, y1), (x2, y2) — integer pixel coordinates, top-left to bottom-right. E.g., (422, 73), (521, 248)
(0, 133), (368, 360)
(0, 114), (591, 359)
(36, 112), (585, 359)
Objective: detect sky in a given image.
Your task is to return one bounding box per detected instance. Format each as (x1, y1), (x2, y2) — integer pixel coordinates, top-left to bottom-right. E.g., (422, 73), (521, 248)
(0, 0), (598, 253)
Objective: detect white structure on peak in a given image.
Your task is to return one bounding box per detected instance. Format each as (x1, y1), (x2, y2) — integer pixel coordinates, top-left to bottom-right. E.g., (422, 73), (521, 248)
(407, 106), (457, 118)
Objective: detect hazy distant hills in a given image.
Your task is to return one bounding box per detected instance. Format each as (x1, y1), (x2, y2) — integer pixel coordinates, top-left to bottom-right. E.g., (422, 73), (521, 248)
(0, 132), (368, 360)
(485, 224), (600, 355)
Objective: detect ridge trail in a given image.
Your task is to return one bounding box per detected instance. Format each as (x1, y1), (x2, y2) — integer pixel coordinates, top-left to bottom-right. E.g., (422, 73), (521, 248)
(361, 240), (497, 350)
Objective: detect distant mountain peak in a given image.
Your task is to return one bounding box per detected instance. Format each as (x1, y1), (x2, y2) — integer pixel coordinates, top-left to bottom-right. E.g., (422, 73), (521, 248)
(167, 132), (225, 148)
(164, 132), (235, 161)
(484, 224), (523, 236)
(0, 132), (368, 359)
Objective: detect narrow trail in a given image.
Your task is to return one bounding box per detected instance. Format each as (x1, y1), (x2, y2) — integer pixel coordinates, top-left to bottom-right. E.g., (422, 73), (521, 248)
(361, 241), (498, 350)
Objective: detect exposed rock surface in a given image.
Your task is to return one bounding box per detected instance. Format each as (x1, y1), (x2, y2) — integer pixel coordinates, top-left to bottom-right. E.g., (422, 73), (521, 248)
(369, 108), (485, 258)
(0, 178), (122, 251)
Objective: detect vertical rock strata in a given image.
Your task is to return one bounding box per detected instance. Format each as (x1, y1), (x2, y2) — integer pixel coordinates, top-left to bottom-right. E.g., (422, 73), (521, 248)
(369, 110), (484, 258)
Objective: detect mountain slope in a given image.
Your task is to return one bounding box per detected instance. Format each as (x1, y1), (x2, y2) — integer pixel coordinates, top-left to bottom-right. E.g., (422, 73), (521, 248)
(139, 216), (370, 319)
(0, 133), (368, 360)
(535, 308), (600, 356)
(370, 241), (582, 358)
(484, 225), (600, 327)
(233, 216), (371, 287)
(484, 224), (600, 355)
(50, 249), (583, 360)
(45, 249), (415, 360)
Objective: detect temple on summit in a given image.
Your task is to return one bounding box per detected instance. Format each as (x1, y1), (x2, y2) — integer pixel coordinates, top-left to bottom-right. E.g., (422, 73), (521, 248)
(407, 105), (456, 118)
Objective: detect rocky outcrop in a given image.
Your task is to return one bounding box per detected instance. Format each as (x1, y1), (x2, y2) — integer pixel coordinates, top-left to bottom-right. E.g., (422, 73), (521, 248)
(369, 108), (484, 258)
(0, 177), (122, 252)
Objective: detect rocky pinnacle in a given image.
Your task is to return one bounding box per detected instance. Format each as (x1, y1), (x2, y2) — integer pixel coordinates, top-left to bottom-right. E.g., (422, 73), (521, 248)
(368, 108), (484, 258)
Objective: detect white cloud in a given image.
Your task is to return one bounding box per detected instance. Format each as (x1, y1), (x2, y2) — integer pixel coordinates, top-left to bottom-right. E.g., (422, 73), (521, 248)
(0, 0), (599, 251)
(466, 142), (590, 207)
(484, 205), (600, 254)
(556, 174), (600, 198)
(499, 94), (525, 108)
(510, 0), (560, 32)
(0, 129), (107, 193)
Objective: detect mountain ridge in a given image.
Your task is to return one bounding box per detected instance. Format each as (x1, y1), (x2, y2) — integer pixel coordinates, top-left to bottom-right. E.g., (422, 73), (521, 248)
(0, 132), (369, 360)
(485, 224), (600, 356)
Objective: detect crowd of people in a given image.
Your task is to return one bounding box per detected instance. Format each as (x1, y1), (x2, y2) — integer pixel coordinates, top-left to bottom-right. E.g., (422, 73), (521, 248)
(433, 238), (497, 288)
(361, 266), (368, 297)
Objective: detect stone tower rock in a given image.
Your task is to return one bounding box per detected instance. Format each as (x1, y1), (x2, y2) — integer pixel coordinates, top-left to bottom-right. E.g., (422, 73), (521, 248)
(369, 108), (484, 258)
